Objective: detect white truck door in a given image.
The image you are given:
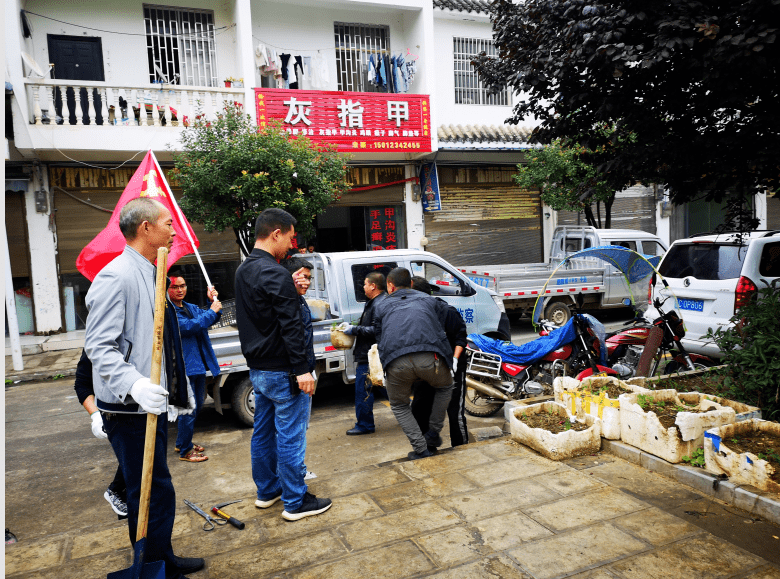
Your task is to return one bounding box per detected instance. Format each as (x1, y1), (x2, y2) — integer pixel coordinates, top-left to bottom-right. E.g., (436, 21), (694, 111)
(408, 258), (482, 333)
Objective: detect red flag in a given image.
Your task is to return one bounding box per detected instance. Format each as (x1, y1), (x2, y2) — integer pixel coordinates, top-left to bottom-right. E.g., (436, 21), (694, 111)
(76, 151), (199, 281)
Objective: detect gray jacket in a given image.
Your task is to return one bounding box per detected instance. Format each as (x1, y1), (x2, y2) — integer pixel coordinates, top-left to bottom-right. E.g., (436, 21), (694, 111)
(373, 288), (454, 370)
(85, 245), (187, 413)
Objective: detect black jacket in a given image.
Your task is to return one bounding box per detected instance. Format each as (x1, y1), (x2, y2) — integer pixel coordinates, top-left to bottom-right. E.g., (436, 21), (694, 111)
(374, 288), (454, 370)
(235, 248), (309, 375)
(352, 292), (387, 364)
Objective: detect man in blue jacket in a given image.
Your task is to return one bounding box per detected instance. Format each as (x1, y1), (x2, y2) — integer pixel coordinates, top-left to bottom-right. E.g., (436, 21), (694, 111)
(168, 274), (222, 462)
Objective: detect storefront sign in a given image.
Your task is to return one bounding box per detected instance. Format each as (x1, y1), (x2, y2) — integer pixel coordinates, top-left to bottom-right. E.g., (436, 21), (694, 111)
(419, 162), (442, 212)
(255, 89), (432, 153)
(367, 206), (399, 250)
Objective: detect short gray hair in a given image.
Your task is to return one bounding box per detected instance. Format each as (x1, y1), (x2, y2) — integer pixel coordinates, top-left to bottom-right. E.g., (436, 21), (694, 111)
(119, 198), (166, 240)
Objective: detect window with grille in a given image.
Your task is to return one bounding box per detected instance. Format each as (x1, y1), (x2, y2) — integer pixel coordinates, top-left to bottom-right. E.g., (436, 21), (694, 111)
(334, 23), (389, 92)
(144, 5), (218, 87)
(453, 37), (508, 105)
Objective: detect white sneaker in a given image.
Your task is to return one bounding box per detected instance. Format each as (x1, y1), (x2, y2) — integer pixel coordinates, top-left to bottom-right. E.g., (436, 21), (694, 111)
(104, 489), (128, 516)
(254, 492), (282, 509)
(304, 471), (317, 480)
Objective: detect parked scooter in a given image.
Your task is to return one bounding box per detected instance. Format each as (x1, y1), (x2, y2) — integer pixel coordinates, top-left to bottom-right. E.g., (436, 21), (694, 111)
(464, 294), (617, 417)
(606, 297), (715, 379)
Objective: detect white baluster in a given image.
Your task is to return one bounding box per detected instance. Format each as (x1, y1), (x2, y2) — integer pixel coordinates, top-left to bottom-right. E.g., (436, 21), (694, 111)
(204, 91), (214, 123)
(43, 86), (54, 125)
(107, 87), (117, 125)
(215, 91), (225, 116)
(163, 91), (172, 126)
(174, 92), (182, 127)
(183, 91), (193, 127)
(100, 88), (109, 126)
(87, 88), (97, 125)
(62, 86), (72, 125)
(152, 91), (161, 127)
(74, 87), (84, 125)
(33, 86), (43, 125)
(190, 91), (201, 123)
(130, 90), (140, 126)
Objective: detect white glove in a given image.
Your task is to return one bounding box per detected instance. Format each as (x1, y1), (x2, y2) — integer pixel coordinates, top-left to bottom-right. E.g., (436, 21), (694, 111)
(453, 357), (459, 371)
(130, 377), (168, 415)
(337, 322), (355, 335)
(167, 405), (179, 422)
(90, 411), (108, 439)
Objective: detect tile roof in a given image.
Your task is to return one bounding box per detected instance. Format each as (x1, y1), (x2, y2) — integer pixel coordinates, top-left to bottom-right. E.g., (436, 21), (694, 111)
(437, 124), (536, 149)
(433, 0), (493, 15)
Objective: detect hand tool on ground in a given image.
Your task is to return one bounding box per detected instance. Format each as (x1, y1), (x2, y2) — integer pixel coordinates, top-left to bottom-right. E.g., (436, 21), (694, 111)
(184, 499), (227, 531)
(211, 500), (245, 530)
(108, 247), (169, 579)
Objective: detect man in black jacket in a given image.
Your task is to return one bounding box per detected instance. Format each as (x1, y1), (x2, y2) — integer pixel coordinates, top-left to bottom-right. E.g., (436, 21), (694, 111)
(409, 277), (469, 448)
(338, 271), (387, 435)
(235, 208), (332, 522)
(373, 267), (454, 460)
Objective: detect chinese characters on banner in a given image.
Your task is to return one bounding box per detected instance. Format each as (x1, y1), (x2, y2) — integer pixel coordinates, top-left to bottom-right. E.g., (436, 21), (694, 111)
(255, 89), (433, 153)
(367, 207), (399, 251)
(419, 162), (442, 212)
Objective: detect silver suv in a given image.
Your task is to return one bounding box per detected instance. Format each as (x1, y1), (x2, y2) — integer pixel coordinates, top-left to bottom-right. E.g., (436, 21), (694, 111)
(649, 231), (780, 358)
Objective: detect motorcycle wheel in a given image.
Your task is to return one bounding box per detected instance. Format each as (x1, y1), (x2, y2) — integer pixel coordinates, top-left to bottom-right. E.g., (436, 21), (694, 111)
(464, 386), (504, 417)
(663, 360), (712, 375)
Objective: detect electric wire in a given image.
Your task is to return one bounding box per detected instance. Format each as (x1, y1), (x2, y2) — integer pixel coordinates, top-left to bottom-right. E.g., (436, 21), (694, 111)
(52, 186), (112, 212)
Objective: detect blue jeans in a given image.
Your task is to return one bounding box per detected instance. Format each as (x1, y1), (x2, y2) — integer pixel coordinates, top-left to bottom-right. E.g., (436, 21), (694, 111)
(250, 369), (310, 511)
(102, 412), (179, 576)
(176, 374), (205, 457)
(353, 363), (375, 432)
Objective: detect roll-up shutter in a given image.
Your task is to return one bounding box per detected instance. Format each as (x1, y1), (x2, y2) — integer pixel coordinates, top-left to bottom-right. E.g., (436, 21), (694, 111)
(334, 166), (405, 206)
(558, 185), (656, 233)
(768, 194), (780, 229)
(425, 167), (542, 266)
(5, 190), (30, 277)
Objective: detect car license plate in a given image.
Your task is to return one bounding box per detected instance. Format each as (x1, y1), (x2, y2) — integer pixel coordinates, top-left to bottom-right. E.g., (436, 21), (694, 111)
(678, 298), (704, 312)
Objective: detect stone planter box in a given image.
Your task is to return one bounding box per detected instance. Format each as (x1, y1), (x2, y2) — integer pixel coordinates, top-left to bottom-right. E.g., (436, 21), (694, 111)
(619, 390), (736, 463)
(704, 419), (780, 494)
(509, 402), (601, 460)
(553, 376), (649, 440)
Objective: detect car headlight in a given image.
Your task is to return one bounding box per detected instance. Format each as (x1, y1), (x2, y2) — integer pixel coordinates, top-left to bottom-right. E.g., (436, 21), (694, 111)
(491, 294), (506, 313)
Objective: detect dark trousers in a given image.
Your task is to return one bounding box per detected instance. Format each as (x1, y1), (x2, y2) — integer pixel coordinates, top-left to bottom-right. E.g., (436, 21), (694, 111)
(103, 412), (180, 577)
(411, 366), (468, 447)
(108, 465), (127, 498)
(353, 363), (375, 432)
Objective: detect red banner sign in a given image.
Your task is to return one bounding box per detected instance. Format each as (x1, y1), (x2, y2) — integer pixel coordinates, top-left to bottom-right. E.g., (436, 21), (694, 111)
(255, 88), (432, 153)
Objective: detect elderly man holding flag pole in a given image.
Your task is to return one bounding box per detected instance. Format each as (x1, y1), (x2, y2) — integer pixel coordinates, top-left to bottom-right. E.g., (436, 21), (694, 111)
(81, 151), (212, 578)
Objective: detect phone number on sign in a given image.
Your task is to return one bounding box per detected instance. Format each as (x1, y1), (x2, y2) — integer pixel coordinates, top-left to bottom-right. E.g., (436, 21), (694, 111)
(369, 142), (424, 150)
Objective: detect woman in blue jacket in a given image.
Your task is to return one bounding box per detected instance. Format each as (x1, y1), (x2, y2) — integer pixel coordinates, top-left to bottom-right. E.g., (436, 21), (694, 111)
(168, 275), (222, 462)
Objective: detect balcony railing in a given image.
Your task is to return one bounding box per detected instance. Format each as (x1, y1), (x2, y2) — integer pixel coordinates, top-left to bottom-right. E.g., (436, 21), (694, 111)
(25, 79), (245, 128)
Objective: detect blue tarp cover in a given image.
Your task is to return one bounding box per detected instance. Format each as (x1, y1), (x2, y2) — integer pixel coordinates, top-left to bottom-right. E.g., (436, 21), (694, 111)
(468, 318), (577, 365)
(566, 246), (661, 284)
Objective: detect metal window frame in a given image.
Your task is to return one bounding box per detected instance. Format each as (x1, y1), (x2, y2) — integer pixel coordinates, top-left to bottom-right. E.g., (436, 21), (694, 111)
(144, 4), (218, 87)
(334, 22), (390, 92)
(453, 37), (508, 106)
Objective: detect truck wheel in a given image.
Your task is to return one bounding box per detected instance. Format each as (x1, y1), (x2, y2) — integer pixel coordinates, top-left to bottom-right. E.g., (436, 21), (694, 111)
(464, 386), (504, 417)
(545, 302), (571, 326)
(231, 378), (255, 427)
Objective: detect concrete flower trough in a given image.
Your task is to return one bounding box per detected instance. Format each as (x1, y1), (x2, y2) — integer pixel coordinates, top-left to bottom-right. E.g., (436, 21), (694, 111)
(619, 389), (736, 463)
(509, 401), (601, 460)
(704, 419), (780, 494)
(554, 376), (649, 440)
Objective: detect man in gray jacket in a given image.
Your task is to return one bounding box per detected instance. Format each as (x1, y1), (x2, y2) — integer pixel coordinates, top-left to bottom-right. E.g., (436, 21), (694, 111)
(373, 267), (454, 460)
(85, 197), (201, 579)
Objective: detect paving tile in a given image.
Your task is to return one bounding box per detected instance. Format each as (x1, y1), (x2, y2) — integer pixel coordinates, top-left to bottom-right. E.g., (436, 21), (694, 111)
(472, 511), (554, 550)
(508, 523), (647, 579)
(259, 494), (384, 540)
(443, 478), (559, 523)
(294, 540), (434, 579)
(71, 525), (129, 558)
(370, 472), (479, 511)
(403, 446), (495, 476)
(420, 554), (533, 579)
(420, 472), (480, 498)
(305, 466), (411, 498)
(533, 468), (606, 496)
(523, 488), (648, 532)
(205, 530), (346, 578)
(417, 525), (493, 566)
(566, 569), (619, 579)
(612, 508), (701, 546)
(743, 566), (780, 579)
(478, 440), (537, 460)
(9, 550), (131, 579)
(608, 534), (766, 579)
(461, 455), (561, 487)
(339, 502), (460, 549)
(171, 524), (267, 559)
(4, 536), (67, 575)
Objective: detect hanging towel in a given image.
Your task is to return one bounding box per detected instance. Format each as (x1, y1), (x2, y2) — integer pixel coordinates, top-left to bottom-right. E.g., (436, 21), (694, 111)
(368, 54), (377, 86)
(255, 43), (269, 69)
(290, 55), (303, 89)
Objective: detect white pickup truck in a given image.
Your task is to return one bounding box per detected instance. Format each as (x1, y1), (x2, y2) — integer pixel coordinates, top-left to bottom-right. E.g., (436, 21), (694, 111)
(458, 226), (667, 325)
(207, 249), (511, 425)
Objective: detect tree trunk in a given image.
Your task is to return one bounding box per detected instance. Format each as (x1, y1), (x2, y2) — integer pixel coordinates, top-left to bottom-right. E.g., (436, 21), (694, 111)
(583, 205), (597, 228)
(604, 194), (615, 229)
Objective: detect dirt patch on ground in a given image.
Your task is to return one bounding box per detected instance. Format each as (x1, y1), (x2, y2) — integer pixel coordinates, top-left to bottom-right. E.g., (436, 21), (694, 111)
(519, 409), (590, 434)
(582, 383), (635, 399)
(647, 370), (729, 397)
(723, 431), (780, 484)
(636, 393), (703, 430)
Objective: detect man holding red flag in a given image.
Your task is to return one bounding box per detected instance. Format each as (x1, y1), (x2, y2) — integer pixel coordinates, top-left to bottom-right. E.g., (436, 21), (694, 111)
(77, 150), (199, 282)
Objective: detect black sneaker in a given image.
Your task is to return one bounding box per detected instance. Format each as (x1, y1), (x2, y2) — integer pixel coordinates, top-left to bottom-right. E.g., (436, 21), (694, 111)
(5, 528), (17, 545)
(104, 489), (128, 517)
(172, 555), (205, 575)
(282, 492), (332, 521)
(407, 448), (434, 460)
(424, 429), (443, 448)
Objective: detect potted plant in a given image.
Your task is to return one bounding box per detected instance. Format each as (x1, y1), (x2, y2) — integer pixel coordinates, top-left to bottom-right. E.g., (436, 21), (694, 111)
(509, 402), (602, 460)
(224, 76), (235, 87)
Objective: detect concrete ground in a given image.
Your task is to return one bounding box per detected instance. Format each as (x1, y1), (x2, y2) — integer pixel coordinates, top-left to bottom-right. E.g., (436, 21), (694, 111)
(5, 374), (780, 579)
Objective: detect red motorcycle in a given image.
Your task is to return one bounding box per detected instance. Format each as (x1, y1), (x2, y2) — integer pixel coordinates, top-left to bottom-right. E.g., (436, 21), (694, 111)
(465, 294), (617, 417)
(606, 297), (715, 379)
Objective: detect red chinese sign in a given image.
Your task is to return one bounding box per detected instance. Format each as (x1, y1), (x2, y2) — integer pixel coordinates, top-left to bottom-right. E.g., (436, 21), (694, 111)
(255, 88), (432, 153)
(368, 206), (399, 250)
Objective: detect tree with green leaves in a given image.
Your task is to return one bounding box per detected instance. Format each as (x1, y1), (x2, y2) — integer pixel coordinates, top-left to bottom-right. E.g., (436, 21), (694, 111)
(476, 0), (779, 214)
(516, 140), (617, 228)
(173, 102), (352, 256)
